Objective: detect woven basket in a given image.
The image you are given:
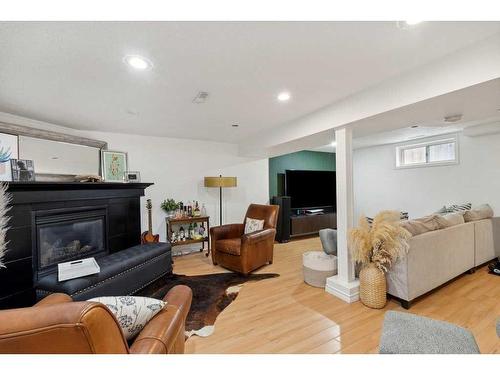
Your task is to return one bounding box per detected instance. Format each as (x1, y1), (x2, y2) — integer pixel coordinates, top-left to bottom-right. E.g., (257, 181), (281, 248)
(359, 263), (387, 309)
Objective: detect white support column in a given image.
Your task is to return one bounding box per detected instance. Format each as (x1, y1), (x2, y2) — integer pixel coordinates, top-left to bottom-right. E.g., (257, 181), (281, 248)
(325, 127), (359, 303)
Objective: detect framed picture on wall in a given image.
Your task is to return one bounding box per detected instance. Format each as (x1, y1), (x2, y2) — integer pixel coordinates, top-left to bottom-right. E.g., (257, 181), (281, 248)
(0, 133), (19, 181)
(101, 150), (128, 182)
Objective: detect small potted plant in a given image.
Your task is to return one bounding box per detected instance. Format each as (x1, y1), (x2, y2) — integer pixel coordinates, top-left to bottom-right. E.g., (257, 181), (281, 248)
(348, 210), (411, 309)
(161, 198), (178, 218)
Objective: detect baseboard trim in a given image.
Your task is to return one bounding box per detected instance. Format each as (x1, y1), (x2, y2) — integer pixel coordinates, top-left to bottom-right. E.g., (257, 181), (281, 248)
(325, 275), (360, 303)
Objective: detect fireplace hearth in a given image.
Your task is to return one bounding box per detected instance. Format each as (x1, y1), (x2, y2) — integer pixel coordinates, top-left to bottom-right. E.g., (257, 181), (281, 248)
(34, 207), (108, 279)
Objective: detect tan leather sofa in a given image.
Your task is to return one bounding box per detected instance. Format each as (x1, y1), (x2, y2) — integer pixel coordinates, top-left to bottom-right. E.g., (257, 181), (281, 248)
(0, 285), (192, 354)
(210, 204), (279, 275)
(387, 218), (500, 308)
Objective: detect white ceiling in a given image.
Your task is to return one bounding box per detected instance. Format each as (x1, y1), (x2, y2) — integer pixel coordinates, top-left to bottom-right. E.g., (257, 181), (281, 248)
(1, 21), (500, 144)
(312, 78), (500, 152)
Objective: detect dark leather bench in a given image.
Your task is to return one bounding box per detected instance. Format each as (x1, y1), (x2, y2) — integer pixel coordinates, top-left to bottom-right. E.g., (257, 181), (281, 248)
(35, 243), (172, 301)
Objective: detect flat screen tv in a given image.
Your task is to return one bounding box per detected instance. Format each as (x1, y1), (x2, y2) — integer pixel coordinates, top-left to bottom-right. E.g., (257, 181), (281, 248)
(285, 170), (336, 210)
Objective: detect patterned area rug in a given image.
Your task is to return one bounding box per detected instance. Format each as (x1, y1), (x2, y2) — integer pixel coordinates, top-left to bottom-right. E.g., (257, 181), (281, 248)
(138, 272), (279, 337)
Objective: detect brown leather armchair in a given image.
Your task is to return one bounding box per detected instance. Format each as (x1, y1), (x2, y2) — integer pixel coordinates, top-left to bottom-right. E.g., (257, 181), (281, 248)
(210, 204), (279, 275)
(0, 285), (192, 354)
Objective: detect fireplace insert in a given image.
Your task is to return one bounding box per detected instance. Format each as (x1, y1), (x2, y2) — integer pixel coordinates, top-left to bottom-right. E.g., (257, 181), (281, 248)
(32, 207), (108, 279)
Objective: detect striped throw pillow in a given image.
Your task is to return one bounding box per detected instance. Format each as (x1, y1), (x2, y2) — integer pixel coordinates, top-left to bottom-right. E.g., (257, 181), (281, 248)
(436, 203), (472, 214)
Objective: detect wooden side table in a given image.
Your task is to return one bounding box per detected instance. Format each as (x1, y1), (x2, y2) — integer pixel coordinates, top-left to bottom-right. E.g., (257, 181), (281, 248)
(165, 216), (210, 257)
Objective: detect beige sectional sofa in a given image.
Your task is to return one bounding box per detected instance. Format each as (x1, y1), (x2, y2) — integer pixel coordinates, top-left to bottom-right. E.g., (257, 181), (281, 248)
(387, 217), (500, 308)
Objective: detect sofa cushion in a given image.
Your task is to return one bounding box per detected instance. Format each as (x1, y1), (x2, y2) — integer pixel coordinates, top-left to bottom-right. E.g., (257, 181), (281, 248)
(216, 238), (242, 256)
(464, 204), (494, 222)
(400, 214), (440, 236)
(89, 296), (166, 340)
(435, 212), (465, 229)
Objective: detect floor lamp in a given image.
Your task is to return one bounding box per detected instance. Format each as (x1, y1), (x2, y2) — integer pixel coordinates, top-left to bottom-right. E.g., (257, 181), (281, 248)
(204, 175), (237, 226)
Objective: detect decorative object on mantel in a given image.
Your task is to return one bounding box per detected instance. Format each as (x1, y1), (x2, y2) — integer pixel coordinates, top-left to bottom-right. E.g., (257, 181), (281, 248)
(138, 272), (279, 338)
(101, 150), (128, 182)
(0, 182), (11, 268)
(10, 159), (35, 181)
(125, 171), (141, 182)
(141, 199), (160, 244)
(74, 174), (102, 182)
(204, 175), (237, 226)
(349, 211), (411, 309)
(0, 133), (18, 181)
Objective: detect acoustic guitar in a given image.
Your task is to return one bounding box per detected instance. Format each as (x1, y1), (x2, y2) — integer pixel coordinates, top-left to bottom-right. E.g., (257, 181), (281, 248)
(141, 199), (160, 244)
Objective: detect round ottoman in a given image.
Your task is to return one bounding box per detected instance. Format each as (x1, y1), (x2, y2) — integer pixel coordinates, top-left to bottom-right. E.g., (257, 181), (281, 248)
(303, 251), (338, 288)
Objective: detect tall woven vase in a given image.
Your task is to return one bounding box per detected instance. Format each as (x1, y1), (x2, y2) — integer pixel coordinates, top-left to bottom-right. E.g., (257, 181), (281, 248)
(359, 263), (387, 309)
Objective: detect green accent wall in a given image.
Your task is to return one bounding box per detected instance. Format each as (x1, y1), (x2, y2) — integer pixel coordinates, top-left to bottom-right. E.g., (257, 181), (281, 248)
(268, 150), (336, 199)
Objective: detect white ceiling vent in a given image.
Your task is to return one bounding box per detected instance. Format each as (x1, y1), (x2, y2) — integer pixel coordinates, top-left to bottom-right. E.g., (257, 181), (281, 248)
(192, 91), (209, 104)
(444, 114), (463, 123)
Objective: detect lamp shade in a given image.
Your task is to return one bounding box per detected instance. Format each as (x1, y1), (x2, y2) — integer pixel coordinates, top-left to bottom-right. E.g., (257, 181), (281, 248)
(204, 176), (237, 188)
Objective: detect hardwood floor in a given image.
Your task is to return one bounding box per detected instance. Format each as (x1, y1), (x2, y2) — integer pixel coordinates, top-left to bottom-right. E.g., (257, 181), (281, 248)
(173, 237), (500, 354)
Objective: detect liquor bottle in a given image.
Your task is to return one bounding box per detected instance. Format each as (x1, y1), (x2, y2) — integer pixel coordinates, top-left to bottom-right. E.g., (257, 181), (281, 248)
(188, 223), (194, 239)
(179, 226), (185, 241)
(201, 203), (207, 217)
(193, 201), (201, 217)
(199, 223), (206, 238)
(187, 201), (192, 217)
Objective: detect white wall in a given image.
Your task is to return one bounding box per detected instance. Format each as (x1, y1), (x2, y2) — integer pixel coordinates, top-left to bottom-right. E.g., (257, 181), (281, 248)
(0, 112), (269, 252)
(353, 132), (500, 220)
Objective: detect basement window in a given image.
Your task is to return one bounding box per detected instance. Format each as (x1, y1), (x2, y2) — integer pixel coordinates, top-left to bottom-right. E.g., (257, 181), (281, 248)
(395, 136), (458, 169)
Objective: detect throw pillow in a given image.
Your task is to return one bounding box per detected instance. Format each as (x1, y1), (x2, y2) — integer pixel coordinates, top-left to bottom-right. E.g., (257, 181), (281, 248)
(435, 212), (465, 229)
(244, 217), (265, 234)
(436, 202), (472, 214)
(400, 214), (440, 236)
(88, 296), (166, 340)
(463, 204), (494, 222)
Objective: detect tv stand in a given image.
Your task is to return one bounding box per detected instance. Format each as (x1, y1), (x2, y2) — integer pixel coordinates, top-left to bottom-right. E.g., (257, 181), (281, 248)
(290, 210), (336, 238)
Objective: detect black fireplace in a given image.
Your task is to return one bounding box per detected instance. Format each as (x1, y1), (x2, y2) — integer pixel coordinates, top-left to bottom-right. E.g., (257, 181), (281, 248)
(33, 207), (108, 279)
(0, 181), (153, 309)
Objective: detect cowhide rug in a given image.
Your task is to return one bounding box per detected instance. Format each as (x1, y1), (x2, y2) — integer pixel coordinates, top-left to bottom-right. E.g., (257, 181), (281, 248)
(138, 272), (279, 338)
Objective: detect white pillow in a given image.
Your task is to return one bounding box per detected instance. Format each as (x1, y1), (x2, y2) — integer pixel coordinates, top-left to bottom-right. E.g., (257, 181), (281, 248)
(88, 296), (166, 340)
(244, 217), (265, 234)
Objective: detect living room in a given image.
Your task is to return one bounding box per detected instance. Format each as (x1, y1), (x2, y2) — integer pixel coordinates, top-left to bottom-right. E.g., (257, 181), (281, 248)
(1, 2), (500, 373)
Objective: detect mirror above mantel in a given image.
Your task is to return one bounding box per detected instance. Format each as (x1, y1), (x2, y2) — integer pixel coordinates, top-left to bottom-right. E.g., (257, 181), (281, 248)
(0, 122), (107, 182)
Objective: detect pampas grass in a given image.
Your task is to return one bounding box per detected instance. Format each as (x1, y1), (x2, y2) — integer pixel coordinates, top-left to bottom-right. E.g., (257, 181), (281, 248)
(349, 210), (410, 273)
(0, 182), (11, 268)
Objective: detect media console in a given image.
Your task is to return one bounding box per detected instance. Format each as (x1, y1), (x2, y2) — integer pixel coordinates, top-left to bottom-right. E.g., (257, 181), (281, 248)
(290, 212), (337, 238)
(272, 196), (336, 242)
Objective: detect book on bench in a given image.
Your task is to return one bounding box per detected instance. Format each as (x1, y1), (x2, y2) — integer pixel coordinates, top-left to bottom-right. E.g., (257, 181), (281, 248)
(58, 257), (101, 282)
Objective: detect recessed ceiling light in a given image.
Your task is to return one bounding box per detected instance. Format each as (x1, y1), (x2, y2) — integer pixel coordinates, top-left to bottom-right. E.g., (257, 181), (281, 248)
(124, 55), (153, 70)
(277, 92), (291, 102)
(405, 20), (423, 26)
(396, 21), (424, 29)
